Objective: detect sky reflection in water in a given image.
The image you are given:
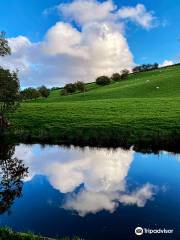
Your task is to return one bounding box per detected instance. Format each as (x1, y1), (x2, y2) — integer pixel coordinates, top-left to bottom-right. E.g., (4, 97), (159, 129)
(14, 145), (157, 216)
(0, 144), (179, 239)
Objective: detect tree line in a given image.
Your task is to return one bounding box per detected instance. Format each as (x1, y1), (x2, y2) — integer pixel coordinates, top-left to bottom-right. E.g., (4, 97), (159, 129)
(60, 69), (130, 95)
(132, 63), (159, 73)
(96, 69), (130, 86)
(20, 86), (50, 100)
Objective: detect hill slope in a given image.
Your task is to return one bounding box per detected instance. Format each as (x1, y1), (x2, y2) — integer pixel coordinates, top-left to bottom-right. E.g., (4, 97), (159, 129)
(8, 64), (180, 150)
(38, 65), (180, 102)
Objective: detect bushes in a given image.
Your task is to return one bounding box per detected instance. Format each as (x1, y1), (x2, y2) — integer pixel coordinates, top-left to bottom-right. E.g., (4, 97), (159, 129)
(96, 76), (111, 85)
(75, 81), (86, 92)
(21, 88), (40, 100)
(61, 81), (86, 96)
(21, 86), (50, 100)
(60, 89), (68, 96)
(120, 69), (129, 80)
(38, 86), (50, 98)
(111, 73), (121, 82)
(60, 69), (130, 96)
(96, 70), (130, 87)
(0, 227), (39, 240)
(132, 63), (159, 73)
(111, 70), (129, 82)
(64, 83), (77, 94)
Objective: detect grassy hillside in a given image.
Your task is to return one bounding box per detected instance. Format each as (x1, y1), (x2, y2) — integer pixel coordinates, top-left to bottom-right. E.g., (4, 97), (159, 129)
(38, 65), (180, 102)
(6, 64), (180, 150)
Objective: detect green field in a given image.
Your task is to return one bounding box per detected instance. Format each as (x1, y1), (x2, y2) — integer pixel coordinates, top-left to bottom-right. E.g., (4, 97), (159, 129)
(7, 64), (180, 150)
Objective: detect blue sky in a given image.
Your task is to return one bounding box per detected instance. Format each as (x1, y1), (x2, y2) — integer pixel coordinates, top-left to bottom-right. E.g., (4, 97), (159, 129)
(0, 0), (180, 87)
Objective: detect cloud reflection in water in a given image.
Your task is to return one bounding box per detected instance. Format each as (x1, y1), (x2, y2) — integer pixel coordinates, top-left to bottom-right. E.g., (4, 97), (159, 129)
(14, 145), (157, 216)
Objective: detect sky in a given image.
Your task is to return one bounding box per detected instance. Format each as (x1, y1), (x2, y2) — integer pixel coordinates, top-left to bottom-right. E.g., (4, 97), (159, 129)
(0, 0), (180, 87)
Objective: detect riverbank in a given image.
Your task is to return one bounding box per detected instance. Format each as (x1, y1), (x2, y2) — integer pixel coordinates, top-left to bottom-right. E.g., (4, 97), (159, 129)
(0, 227), (81, 240)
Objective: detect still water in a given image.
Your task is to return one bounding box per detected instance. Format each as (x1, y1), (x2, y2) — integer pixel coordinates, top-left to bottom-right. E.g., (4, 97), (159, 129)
(0, 144), (179, 239)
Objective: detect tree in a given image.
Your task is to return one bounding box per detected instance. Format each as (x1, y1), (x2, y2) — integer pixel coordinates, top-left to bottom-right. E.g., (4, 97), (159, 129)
(60, 88), (68, 96)
(120, 69), (129, 80)
(0, 144), (28, 214)
(154, 63), (159, 69)
(0, 31), (11, 57)
(64, 83), (77, 94)
(132, 66), (141, 73)
(0, 31), (20, 132)
(75, 81), (86, 92)
(0, 68), (20, 131)
(96, 76), (111, 86)
(133, 63), (159, 73)
(31, 88), (40, 100)
(38, 85), (50, 98)
(21, 88), (40, 100)
(111, 73), (121, 82)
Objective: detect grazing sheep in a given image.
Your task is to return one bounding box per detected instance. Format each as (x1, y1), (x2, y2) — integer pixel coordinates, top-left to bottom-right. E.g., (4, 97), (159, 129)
(156, 86), (160, 89)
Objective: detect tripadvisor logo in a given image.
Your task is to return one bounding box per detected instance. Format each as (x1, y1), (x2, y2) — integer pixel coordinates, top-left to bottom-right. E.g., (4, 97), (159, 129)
(135, 227), (143, 236)
(135, 227), (174, 236)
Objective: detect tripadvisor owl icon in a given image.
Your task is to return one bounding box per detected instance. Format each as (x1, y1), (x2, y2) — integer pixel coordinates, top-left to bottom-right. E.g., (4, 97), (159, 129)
(135, 227), (143, 236)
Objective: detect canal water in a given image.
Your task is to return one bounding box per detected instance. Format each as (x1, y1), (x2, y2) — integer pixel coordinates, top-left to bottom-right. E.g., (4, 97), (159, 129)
(0, 144), (179, 239)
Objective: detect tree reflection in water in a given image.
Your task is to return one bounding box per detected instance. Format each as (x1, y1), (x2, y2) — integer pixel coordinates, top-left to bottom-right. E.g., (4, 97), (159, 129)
(0, 144), (28, 214)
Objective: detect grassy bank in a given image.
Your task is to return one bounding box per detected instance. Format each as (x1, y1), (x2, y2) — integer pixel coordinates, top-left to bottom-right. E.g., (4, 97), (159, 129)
(0, 227), (81, 240)
(6, 64), (180, 150)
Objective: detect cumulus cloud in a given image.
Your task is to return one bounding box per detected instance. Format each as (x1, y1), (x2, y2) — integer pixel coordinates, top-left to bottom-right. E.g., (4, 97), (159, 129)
(64, 183), (156, 216)
(118, 183), (156, 207)
(14, 145), (134, 192)
(118, 4), (155, 29)
(58, 0), (116, 26)
(0, 0), (156, 87)
(0, 36), (32, 73)
(159, 60), (174, 68)
(14, 144), (157, 216)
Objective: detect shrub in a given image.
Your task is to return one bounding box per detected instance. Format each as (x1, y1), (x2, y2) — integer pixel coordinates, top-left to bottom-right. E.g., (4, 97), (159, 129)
(120, 69), (129, 80)
(60, 89), (68, 96)
(38, 86), (50, 98)
(111, 73), (121, 82)
(96, 76), (111, 86)
(75, 81), (86, 92)
(21, 88), (40, 100)
(64, 83), (77, 94)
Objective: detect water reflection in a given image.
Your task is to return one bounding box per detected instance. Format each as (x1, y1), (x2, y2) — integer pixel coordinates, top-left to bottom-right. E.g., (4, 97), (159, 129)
(14, 145), (157, 216)
(0, 144), (28, 214)
(0, 144), (179, 239)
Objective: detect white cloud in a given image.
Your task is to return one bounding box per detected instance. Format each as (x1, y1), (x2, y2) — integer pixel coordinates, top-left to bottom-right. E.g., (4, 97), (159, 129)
(160, 60), (174, 68)
(14, 144), (157, 216)
(118, 183), (156, 207)
(0, 0), (156, 87)
(64, 190), (119, 216)
(43, 22), (83, 56)
(118, 4), (155, 29)
(64, 183), (156, 216)
(0, 36), (32, 73)
(15, 145), (134, 193)
(58, 0), (116, 26)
